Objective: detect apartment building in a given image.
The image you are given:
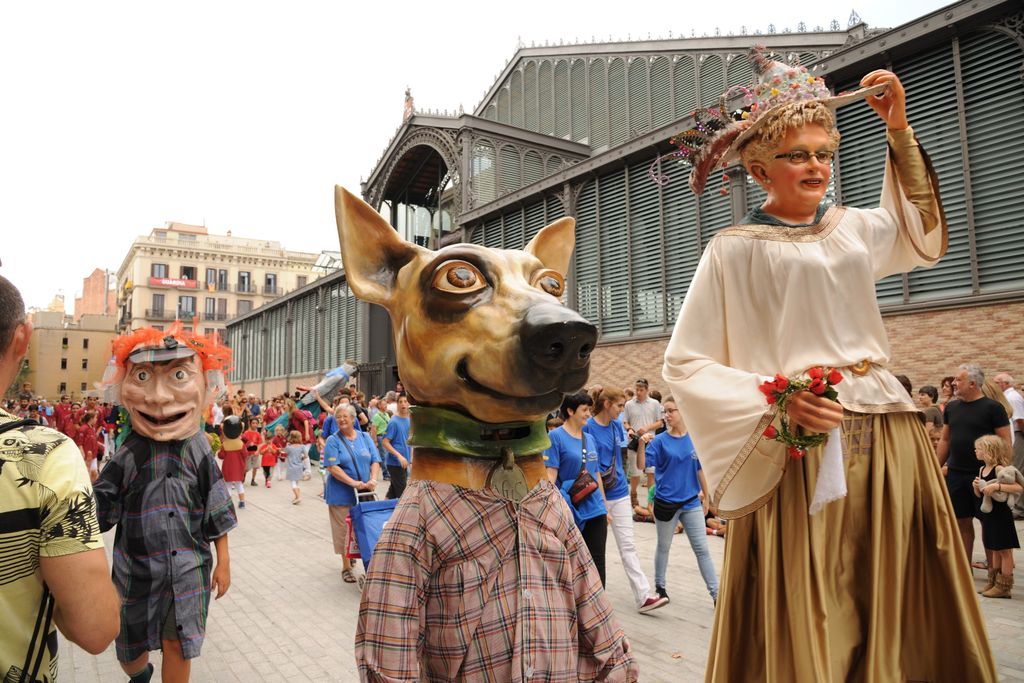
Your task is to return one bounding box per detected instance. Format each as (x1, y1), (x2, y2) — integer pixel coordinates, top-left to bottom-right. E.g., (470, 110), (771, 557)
(115, 222), (321, 335)
(25, 310), (117, 400)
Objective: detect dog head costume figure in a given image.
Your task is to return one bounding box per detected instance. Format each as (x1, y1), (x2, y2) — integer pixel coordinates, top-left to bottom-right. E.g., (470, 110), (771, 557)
(103, 324), (231, 442)
(334, 187), (597, 497)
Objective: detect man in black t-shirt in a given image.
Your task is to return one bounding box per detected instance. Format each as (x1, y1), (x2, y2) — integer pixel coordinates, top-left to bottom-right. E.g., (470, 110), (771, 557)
(936, 364), (1011, 564)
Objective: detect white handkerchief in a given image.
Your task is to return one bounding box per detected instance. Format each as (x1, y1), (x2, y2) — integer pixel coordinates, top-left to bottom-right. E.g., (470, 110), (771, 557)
(809, 426), (846, 515)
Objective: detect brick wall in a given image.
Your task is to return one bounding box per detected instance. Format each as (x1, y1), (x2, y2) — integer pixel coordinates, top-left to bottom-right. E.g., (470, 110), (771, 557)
(590, 301), (1024, 396)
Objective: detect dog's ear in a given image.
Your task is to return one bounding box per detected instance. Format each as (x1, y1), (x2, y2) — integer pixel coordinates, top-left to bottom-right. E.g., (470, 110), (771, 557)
(524, 217), (576, 275)
(335, 186), (421, 306)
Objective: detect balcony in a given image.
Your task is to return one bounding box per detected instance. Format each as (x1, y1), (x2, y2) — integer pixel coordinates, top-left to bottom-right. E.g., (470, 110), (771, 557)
(236, 283), (257, 294)
(145, 309), (195, 321)
(262, 285), (281, 296)
(149, 276), (199, 289)
(202, 312), (229, 321)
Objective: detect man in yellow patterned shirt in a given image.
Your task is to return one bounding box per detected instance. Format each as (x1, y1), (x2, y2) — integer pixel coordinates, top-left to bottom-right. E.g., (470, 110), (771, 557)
(0, 275), (119, 682)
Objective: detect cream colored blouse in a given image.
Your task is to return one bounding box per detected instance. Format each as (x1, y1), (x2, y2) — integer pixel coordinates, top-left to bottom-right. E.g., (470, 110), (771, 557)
(663, 127), (947, 517)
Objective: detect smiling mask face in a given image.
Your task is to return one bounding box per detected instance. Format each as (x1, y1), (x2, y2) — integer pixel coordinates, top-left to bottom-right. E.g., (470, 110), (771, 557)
(121, 355), (206, 441)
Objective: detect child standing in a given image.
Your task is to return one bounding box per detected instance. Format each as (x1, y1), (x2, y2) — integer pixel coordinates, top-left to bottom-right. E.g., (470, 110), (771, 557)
(973, 435), (1022, 598)
(285, 430), (309, 504)
(242, 417), (263, 486)
(259, 425), (286, 488)
(218, 416), (248, 509)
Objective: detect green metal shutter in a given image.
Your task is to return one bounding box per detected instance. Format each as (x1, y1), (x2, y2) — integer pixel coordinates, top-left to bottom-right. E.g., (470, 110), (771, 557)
(503, 209), (524, 249)
(344, 282), (362, 363)
(628, 57), (650, 134)
(524, 199), (547, 245)
(609, 58), (628, 147)
(599, 168), (629, 336)
(699, 54), (725, 106)
(546, 194), (566, 221)
(575, 181), (600, 325)
(291, 298), (306, 373)
(555, 60), (570, 139)
(498, 88), (510, 125)
(523, 150), (544, 188)
(484, 104), (496, 121)
(571, 59), (587, 142)
(726, 52), (753, 88)
(589, 60), (609, 149)
(897, 43), (972, 301)
(661, 158), (700, 321)
(499, 145), (521, 196)
(651, 57), (672, 129)
(324, 284), (340, 367)
(481, 217), (501, 249)
(472, 140), (497, 206)
(798, 52), (818, 68)
(539, 61), (554, 136)
(674, 56), (697, 117)
(961, 29), (1024, 293)
(746, 175), (766, 216)
(628, 157), (664, 331)
(268, 307), (284, 376)
(834, 78), (899, 304)
(511, 70), (524, 128)
(547, 155), (563, 174)
(524, 61), (539, 132)
(699, 185), (732, 247)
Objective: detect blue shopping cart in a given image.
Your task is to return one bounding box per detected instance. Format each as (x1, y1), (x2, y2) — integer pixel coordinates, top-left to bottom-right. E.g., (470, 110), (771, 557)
(348, 498), (398, 575)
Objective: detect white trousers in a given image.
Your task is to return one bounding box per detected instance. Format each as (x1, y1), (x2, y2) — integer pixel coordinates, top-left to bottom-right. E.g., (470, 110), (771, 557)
(606, 495), (652, 607)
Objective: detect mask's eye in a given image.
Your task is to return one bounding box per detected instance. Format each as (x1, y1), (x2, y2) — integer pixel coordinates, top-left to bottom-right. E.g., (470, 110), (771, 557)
(134, 369), (149, 382)
(432, 260), (487, 294)
(532, 269), (565, 297)
(174, 369), (188, 380)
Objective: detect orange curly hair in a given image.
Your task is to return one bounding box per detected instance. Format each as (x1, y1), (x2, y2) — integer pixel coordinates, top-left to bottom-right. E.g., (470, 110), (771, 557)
(110, 322), (232, 373)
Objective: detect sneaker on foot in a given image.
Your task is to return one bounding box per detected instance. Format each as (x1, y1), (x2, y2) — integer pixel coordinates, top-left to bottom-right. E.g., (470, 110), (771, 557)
(250, 480), (257, 487)
(655, 585), (670, 603)
(638, 595), (669, 613)
(266, 481), (271, 488)
(238, 501), (245, 508)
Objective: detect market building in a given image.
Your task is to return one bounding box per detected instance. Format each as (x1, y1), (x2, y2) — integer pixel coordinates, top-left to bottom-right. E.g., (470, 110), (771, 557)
(227, 0), (1024, 399)
(24, 311), (117, 401)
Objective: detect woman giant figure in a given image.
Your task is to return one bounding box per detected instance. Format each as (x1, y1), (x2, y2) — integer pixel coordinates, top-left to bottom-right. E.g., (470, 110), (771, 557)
(663, 49), (997, 681)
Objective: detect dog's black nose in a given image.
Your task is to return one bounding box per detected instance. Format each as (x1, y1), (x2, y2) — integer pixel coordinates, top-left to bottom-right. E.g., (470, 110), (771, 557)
(521, 303), (597, 371)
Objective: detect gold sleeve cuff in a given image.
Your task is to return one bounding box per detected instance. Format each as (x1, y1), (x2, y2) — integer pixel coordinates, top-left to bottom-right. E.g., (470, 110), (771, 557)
(887, 126), (941, 234)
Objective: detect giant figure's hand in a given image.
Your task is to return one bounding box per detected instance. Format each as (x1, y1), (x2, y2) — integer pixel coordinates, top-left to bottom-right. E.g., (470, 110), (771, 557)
(860, 70), (908, 131)
(785, 390), (844, 434)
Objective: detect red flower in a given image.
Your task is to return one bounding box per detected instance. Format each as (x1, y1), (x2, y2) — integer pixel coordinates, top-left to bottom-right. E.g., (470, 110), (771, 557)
(808, 367), (824, 380)
(788, 446), (805, 459)
(773, 374), (789, 391)
(763, 425), (778, 439)
(809, 378), (827, 395)
(827, 368), (843, 385)
(759, 380), (777, 396)
(765, 393), (777, 405)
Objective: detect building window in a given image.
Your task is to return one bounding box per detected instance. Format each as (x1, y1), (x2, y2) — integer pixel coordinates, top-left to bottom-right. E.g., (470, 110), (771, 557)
(238, 271), (252, 293)
(61, 336), (68, 349)
(204, 328), (216, 337)
(60, 358), (67, 370)
(297, 275), (307, 288)
(178, 295), (196, 317)
(264, 273), (277, 294)
(206, 268), (217, 290)
(82, 338), (89, 350)
(153, 325), (164, 331)
(59, 382), (66, 394)
(205, 297), (216, 320)
(80, 382), (87, 391)
(183, 326), (193, 333)
(151, 293), (165, 317)
(81, 358), (88, 370)
(154, 230), (167, 240)
(152, 263), (169, 278)
(180, 265), (197, 281)
(237, 299), (253, 316)
(217, 269), (228, 291)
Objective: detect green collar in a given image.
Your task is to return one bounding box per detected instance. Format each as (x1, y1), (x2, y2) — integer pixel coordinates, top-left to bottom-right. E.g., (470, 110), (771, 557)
(409, 405), (550, 458)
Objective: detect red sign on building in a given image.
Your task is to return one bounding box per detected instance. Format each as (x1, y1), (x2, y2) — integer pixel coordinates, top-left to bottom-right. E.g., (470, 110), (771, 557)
(149, 277), (197, 288)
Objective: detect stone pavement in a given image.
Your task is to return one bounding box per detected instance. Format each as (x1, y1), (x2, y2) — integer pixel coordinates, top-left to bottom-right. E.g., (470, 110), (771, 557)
(62, 474), (1024, 682)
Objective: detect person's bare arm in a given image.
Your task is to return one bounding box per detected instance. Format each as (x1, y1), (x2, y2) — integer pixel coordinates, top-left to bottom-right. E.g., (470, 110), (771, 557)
(212, 534), (231, 599)
(383, 437), (408, 469)
(546, 467), (559, 484)
(40, 549), (120, 654)
(935, 424), (951, 466)
(996, 425), (1012, 451)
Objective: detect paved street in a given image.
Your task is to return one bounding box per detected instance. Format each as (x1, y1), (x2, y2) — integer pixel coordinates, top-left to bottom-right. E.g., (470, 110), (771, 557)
(63, 475), (1024, 682)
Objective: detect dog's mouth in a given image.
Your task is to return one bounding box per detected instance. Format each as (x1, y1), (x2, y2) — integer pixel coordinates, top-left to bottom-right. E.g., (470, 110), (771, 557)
(456, 358), (562, 405)
(137, 410), (189, 426)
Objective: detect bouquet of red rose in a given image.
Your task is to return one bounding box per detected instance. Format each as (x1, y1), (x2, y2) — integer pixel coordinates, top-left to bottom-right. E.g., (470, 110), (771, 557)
(759, 367), (843, 459)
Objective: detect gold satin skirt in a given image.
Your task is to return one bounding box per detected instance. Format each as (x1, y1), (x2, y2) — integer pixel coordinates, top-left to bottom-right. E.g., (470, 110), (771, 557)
(706, 412), (997, 682)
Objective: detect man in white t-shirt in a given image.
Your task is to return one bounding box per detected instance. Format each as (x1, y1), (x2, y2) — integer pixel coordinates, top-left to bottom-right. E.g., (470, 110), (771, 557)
(994, 372), (1024, 519)
(622, 378), (663, 508)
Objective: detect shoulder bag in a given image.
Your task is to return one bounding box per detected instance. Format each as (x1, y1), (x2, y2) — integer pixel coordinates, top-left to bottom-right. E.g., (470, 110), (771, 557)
(567, 432), (598, 504)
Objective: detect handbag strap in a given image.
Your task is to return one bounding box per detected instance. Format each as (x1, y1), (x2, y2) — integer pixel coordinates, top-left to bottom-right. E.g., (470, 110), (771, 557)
(578, 431), (588, 478)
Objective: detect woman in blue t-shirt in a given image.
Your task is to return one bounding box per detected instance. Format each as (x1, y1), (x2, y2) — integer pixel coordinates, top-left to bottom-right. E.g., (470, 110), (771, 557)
(545, 391), (608, 585)
(640, 396), (718, 604)
(585, 387), (667, 614)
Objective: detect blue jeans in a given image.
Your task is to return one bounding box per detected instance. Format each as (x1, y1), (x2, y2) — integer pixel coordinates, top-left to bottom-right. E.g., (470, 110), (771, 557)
(654, 504), (718, 600)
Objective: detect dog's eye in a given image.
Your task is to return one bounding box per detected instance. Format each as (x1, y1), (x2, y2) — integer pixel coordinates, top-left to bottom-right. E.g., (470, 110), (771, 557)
(433, 261), (487, 294)
(532, 269), (565, 297)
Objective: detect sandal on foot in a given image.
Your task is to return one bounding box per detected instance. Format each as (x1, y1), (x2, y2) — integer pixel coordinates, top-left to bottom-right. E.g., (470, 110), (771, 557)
(342, 568), (357, 583)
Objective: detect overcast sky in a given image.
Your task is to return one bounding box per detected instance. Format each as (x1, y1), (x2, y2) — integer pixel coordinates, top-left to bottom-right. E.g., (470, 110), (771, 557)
(1, 0), (951, 312)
